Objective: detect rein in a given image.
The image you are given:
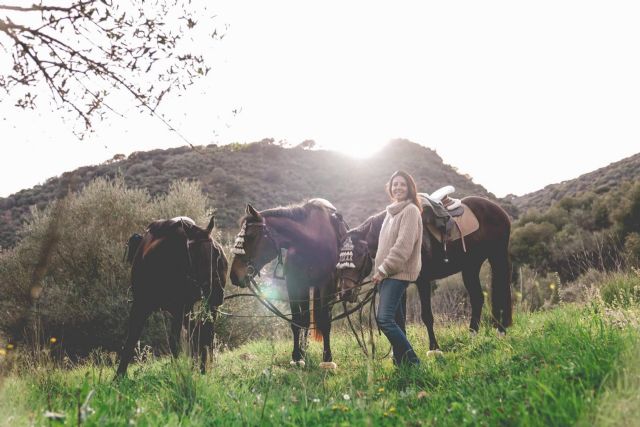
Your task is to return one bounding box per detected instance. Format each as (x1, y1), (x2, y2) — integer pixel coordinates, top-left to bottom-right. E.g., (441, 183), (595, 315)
(335, 240), (394, 359)
(219, 277), (375, 328)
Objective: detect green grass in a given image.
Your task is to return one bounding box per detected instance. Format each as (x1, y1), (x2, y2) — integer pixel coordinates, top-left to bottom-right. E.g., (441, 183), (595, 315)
(1, 303), (638, 426)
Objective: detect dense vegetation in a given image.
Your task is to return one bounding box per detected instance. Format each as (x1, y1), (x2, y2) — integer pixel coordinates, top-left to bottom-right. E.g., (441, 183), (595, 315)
(506, 151), (640, 283)
(0, 139), (496, 249)
(510, 180), (640, 282)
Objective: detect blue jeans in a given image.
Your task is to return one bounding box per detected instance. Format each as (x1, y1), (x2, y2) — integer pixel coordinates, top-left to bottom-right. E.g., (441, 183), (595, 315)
(376, 278), (420, 366)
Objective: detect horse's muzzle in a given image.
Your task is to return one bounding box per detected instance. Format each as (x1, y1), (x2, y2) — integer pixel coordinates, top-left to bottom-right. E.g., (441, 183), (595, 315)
(230, 270), (247, 288)
(340, 288), (359, 304)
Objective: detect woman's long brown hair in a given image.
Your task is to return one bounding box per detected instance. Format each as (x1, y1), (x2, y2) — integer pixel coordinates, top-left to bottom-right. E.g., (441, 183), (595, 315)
(387, 170), (422, 212)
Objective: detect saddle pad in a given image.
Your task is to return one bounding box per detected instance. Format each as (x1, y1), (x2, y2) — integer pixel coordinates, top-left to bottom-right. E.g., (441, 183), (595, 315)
(426, 203), (479, 243)
(308, 198), (337, 212)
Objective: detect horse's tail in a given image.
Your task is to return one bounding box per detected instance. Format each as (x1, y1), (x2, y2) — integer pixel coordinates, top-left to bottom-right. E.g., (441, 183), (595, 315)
(309, 287), (323, 341)
(490, 243), (513, 329)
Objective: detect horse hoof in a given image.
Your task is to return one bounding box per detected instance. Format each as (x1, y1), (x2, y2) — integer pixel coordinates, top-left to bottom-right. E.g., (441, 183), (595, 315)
(319, 361), (337, 370)
(496, 329), (506, 338)
(427, 349), (443, 357)
(290, 360), (306, 367)
(470, 330), (478, 337)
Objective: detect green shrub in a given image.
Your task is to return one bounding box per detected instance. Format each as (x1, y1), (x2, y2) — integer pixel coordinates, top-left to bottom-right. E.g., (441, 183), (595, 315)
(0, 177), (214, 357)
(623, 232), (640, 268)
(599, 270), (640, 308)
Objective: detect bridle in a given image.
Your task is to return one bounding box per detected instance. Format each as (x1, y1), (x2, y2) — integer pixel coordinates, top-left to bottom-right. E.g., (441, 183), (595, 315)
(232, 220), (284, 283)
(185, 237), (218, 296)
(337, 237), (374, 294)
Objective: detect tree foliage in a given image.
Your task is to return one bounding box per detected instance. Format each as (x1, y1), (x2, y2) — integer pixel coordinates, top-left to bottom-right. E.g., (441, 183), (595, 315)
(0, 0), (216, 137)
(0, 176), (212, 355)
(511, 181), (640, 281)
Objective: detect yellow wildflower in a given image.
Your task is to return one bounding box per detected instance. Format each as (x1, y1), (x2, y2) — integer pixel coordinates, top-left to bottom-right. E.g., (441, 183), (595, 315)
(50, 337), (57, 344)
(6, 344), (14, 350)
(0, 349), (6, 356)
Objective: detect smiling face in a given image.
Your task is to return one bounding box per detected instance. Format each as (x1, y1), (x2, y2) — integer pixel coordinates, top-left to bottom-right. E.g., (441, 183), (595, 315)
(390, 175), (409, 202)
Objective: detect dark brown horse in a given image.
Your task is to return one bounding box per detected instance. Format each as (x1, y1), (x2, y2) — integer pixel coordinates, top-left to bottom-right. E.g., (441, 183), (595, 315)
(338, 196), (512, 353)
(116, 216), (227, 376)
(229, 199), (347, 369)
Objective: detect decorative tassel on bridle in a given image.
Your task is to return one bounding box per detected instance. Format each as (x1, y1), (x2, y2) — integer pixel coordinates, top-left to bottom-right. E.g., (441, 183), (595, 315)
(336, 237), (356, 269)
(232, 223), (246, 255)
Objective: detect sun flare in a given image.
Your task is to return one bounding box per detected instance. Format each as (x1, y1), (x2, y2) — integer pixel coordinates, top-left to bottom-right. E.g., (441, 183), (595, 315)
(318, 140), (386, 159)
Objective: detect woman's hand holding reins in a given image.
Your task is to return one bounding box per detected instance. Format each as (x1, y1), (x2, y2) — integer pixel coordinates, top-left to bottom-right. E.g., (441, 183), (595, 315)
(372, 271), (384, 285)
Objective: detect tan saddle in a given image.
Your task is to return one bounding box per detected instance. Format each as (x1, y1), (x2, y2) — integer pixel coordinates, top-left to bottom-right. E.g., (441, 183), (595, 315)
(419, 187), (479, 260)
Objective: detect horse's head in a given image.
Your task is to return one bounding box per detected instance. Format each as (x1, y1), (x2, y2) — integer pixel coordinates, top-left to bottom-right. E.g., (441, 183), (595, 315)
(336, 230), (373, 303)
(183, 215), (226, 300)
(230, 204), (281, 288)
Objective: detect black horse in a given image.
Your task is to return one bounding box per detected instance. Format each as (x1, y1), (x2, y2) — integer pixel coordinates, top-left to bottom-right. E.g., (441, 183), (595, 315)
(338, 196), (512, 354)
(116, 215), (227, 376)
(229, 199), (347, 369)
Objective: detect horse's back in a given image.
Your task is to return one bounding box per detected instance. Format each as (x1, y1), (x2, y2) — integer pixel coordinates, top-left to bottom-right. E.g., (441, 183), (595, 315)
(130, 225), (189, 298)
(146, 217), (194, 238)
(461, 196), (511, 240)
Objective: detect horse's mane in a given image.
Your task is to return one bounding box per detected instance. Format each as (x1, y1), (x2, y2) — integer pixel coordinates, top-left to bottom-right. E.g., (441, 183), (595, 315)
(350, 210), (385, 237)
(240, 201), (331, 224)
(147, 217), (195, 236)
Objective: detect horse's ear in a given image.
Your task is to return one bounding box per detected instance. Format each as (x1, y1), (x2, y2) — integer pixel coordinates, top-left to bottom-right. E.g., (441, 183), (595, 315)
(206, 215), (215, 234)
(246, 204), (260, 218)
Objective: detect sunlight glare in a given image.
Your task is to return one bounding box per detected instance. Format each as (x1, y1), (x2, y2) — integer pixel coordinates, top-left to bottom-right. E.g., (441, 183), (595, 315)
(318, 139), (386, 159)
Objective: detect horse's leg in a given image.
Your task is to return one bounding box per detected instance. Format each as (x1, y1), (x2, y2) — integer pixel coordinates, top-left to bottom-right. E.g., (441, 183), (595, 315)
(298, 293), (311, 361)
(416, 278), (441, 354)
(462, 262), (485, 333)
(489, 245), (513, 334)
(317, 288), (336, 369)
(287, 281), (305, 366)
(196, 311), (217, 374)
(168, 309), (183, 358)
(289, 300), (305, 366)
(115, 302), (151, 377)
(182, 307), (205, 369)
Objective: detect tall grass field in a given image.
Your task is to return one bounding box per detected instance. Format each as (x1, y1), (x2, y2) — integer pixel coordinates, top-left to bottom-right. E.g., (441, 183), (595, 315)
(1, 293), (639, 426)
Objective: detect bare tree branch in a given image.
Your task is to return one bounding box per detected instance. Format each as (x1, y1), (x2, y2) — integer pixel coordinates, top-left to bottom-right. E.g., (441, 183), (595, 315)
(0, 0), (218, 140)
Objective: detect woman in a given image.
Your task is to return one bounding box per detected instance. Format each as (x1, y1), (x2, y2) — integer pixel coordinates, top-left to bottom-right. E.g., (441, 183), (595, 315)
(372, 170), (423, 366)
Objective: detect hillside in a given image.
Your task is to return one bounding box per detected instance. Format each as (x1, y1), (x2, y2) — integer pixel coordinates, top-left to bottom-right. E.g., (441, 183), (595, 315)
(511, 152), (640, 213)
(0, 139), (499, 248)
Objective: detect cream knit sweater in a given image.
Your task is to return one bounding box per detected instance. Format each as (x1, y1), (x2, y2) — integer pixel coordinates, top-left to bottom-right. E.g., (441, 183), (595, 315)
(374, 200), (423, 282)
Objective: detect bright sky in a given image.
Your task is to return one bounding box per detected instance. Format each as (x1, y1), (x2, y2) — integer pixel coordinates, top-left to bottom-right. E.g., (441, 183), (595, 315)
(1, 1), (639, 198)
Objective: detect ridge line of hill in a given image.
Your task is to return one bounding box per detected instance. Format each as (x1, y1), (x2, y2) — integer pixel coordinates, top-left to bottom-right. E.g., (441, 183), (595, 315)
(0, 139), (498, 248)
